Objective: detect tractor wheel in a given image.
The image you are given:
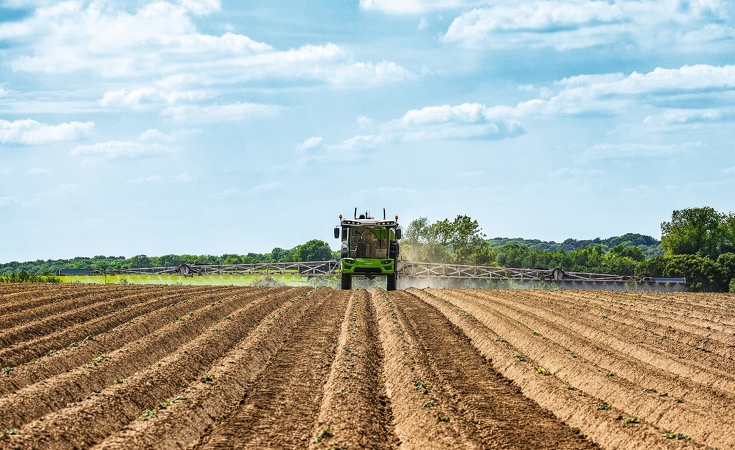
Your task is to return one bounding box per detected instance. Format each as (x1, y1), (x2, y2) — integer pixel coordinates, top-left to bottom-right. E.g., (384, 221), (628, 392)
(386, 273), (396, 291)
(341, 273), (352, 290)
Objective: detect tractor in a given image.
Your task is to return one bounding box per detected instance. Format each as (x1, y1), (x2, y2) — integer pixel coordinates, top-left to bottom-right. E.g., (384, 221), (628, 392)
(334, 209), (401, 290)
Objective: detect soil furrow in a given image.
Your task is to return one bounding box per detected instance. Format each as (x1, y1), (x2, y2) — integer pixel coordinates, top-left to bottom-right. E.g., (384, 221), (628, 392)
(93, 287), (332, 450)
(397, 290), (599, 449)
(308, 288), (398, 450)
(197, 289), (348, 449)
(371, 288), (472, 449)
(0, 288), (292, 428)
(527, 290), (735, 345)
(418, 289), (714, 449)
(0, 287), (147, 330)
(0, 287), (272, 396)
(0, 286), (220, 367)
(464, 290), (735, 410)
(2, 287), (311, 449)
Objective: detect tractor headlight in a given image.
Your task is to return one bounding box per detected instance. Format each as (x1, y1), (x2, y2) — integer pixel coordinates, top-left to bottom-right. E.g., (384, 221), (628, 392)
(343, 258), (356, 265)
(381, 260), (393, 265)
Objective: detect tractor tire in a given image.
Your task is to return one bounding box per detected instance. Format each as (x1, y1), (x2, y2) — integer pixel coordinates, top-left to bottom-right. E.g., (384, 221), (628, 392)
(341, 273), (352, 290)
(386, 273), (396, 291)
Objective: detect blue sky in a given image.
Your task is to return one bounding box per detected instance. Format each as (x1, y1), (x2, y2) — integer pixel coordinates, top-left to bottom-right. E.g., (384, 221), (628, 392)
(1, 0), (734, 261)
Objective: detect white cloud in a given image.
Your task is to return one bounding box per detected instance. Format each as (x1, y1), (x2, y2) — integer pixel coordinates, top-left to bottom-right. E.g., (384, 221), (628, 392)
(212, 182), (285, 198)
(40, 183), (79, 197)
(722, 166), (735, 175)
(138, 128), (201, 142)
(299, 102), (523, 164)
(1, 1), (411, 87)
(162, 102), (282, 122)
(359, 0), (481, 14)
(0, 197), (21, 207)
(0, 119), (93, 145)
(99, 87), (210, 108)
(582, 142), (701, 160)
(27, 167), (51, 174)
(456, 170), (485, 178)
(127, 175), (164, 185)
(127, 172), (192, 184)
(357, 115), (372, 128)
(443, 0), (734, 50)
(382, 102), (525, 140)
(295, 136), (323, 152)
(70, 141), (174, 160)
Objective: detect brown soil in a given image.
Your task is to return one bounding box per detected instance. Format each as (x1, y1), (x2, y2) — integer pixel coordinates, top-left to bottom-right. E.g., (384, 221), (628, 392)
(0, 284), (729, 449)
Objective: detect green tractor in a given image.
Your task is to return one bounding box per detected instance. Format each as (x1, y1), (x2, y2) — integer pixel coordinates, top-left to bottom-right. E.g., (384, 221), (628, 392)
(334, 209), (402, 290)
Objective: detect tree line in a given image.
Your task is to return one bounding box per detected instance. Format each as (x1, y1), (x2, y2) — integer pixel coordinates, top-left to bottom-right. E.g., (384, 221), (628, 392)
(4, 207), (735, 291)
(0, 239), (336, 279)
(402, 207), (735, 292)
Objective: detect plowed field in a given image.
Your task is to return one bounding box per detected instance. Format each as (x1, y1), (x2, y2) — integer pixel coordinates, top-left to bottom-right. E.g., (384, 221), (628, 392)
(1, 284), (732, 449)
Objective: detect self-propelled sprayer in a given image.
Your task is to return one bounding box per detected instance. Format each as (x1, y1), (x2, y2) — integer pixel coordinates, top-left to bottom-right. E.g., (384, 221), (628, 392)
(334, 208), (401, 290)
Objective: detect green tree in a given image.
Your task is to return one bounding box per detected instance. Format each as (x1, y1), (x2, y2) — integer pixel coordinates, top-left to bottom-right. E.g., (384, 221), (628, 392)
(294, 239), (333, 261)
(128, 255), (152, 268)
(661, 207), (727, 260)
(609, 244), (645, 262)
(717, 253), (735, 291)
(635, 255), (667, 277)
(664, 254), (720, 291)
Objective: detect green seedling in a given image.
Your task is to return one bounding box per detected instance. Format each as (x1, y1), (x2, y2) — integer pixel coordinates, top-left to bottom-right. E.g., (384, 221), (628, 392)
(623, 416), (640, 425)
(91, 354), (110, 365)
(157, 399), (173, 409)
(495, 336), (507, 343)
(1, 367), (12, 375)
(201, 374), (214, 382)
(413, 380), (429, 394)
(422, 398), (436, 408)
(2, 429), (19, 436)
(83, 335), (96, 343)
(211, 327), (219, 333)
(344, 347), (358, 357)
(113, 378), (124, 384)
(313, 427), (332, 443)
(532, 331), (541, 336)
(47, 349), (58, 356)
(90, 391), (104, 397)
(513, 354), (526, 362)
(675, 398), (684, 403)
(597, 403), (611, 410)
(140, 409), (157, 420)
(605, 371), (615, 377)
(437, 416), (450, 423)
(534, 366), (548, 375)
(644, 388), (656, 393)
(661, 432), (690, 440)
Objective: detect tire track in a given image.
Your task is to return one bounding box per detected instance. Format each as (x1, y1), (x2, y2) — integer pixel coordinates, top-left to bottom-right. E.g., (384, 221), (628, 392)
(308, 288), (398, 450)
(197, 289), (348, 449)
(371, 288), (477, 449)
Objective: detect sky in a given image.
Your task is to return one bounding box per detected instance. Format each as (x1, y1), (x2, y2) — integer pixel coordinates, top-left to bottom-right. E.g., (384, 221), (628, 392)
(1, 0), (734, 262)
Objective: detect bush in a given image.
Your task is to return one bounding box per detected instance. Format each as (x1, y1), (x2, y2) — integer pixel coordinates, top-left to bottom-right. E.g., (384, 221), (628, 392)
(730, 278), (735, 294)
(717, 253), (735, 291)
(664, 254), (721, 292)
(635, 255), (667, 277)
